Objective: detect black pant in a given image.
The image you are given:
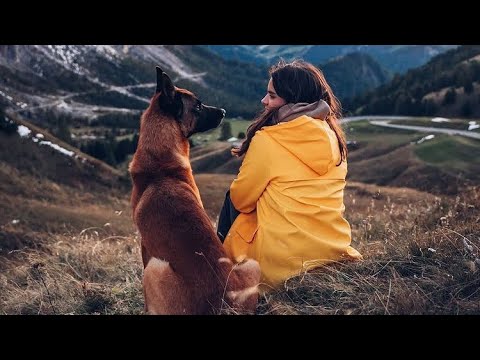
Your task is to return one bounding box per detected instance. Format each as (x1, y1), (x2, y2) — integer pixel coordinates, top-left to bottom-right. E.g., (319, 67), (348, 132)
(216, 190), (240, 243)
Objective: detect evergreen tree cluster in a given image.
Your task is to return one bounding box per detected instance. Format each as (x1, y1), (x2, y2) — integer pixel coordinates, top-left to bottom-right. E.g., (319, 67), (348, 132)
(80, 132), (139, 166)
(91, 112), (141, 129)
(0, 106), (18, 135)
(344, 46), (480, 117)
(52, 115), (73, 144)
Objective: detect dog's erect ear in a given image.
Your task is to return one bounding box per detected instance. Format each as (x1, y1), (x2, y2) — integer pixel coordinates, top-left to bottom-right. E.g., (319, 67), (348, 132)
(161, 73), (175, 102)
(155, 66), (164, 93)
(156, 66), (175, 103)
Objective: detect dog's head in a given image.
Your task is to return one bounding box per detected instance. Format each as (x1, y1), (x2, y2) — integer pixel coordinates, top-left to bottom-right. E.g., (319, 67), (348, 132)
(154, 66), (226, 137)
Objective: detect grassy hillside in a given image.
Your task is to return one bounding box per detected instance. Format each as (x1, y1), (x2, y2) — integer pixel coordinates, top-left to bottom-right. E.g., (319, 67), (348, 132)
(190, 118), (480, 195)
(0, 114), (132, 255)
(0, 113), (140, 314)
(345, 120), (480, 194)
(1, 114), (478, 315)
(414, 136), (480, 173)
(256, 182), (480, 315)
(1, 171), (478, 314)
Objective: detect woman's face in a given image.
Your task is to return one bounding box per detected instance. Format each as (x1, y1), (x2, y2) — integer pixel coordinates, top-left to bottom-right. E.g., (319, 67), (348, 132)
(261, 78), (286, 111)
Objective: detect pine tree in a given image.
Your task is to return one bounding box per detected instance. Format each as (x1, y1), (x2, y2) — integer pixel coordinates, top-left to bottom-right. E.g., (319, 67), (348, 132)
(0, 108), (18, 135)
(423, 99), (438, 115)
(442, 88), (457, 105)
(54, 115), (72, 143)
(461, 101), (472, 117)
(219, 121), (232, 140)
(464, 82), (474, 94)
(115, 139), (131, 163)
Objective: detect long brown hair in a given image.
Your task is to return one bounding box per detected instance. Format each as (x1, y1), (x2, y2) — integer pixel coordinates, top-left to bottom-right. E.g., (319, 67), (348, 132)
(233, 59), (347, 165)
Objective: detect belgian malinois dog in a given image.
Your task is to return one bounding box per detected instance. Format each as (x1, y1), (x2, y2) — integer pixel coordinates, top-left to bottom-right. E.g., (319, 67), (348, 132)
(129, 67), (260, 314)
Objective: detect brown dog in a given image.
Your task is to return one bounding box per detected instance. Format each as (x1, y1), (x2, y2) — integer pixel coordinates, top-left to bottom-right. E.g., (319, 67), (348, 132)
(129, 67), (260, 315)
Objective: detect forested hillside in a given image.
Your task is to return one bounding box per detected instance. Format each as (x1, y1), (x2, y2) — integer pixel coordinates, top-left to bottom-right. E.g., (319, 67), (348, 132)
(345, 45), (480, 117)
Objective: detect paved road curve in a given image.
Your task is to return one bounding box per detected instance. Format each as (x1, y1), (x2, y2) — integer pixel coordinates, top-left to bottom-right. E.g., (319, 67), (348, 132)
(341, 116), (480, 140)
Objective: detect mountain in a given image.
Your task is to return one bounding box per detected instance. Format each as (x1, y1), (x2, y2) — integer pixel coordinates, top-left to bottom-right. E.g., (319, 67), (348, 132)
(0, 45), (268, 124)
(204, 45), (312, 64)
(204, 46), (393, 102)
(0, 45), (458, 129)
(345, 45), (480, 118)
(206, 45), (458, 74)
(0, 45), (269, 168)
(366, 45), (459, 74)
(321, 52), (392, 102)
(305, 45), (458, 74)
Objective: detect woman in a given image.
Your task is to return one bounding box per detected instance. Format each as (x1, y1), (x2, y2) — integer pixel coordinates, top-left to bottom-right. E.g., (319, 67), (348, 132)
(218, 59), (362, 291)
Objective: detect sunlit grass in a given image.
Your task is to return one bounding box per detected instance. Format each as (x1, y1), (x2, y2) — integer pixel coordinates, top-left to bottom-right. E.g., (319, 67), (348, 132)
(191, 118), (251, 145)
(414, 135), (480, 167)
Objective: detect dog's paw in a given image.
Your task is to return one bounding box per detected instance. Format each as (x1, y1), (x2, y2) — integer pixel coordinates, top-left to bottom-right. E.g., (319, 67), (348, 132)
(227, 284), (259, 304)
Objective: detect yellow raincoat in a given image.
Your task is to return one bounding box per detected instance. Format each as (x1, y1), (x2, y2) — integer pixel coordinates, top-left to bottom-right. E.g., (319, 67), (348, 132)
(223, 115), (362, 290)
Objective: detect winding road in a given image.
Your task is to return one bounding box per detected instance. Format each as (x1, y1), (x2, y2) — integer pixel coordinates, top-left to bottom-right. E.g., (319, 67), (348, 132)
(341, 116), (480, 140)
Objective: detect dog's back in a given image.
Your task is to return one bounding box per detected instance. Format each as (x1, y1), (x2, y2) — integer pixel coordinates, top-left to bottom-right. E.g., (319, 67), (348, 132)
(129, 67), (260, 314)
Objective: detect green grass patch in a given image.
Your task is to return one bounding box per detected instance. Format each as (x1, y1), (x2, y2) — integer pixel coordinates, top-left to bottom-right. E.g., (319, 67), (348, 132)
(349, 133), (416, 146)
(191, 118), (251, 144)
(345, 120), (417, 135)
(391, 118), (480, 132)
(345, 121), (420, 161)
(414, 135), (480, 172)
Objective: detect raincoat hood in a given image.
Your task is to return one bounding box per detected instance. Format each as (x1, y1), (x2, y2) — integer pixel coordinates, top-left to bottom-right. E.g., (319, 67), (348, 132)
(272, 99), (331, 124)
(262, 100), (341, 176)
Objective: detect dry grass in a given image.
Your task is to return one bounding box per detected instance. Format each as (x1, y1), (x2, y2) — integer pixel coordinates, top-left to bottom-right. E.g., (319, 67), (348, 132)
(0, 229), (143, 315)
(3, 115), (479, 314)
(1, 173), (479, 315)
(255, 184), (480, 315)
(0, 190), (134, 255)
